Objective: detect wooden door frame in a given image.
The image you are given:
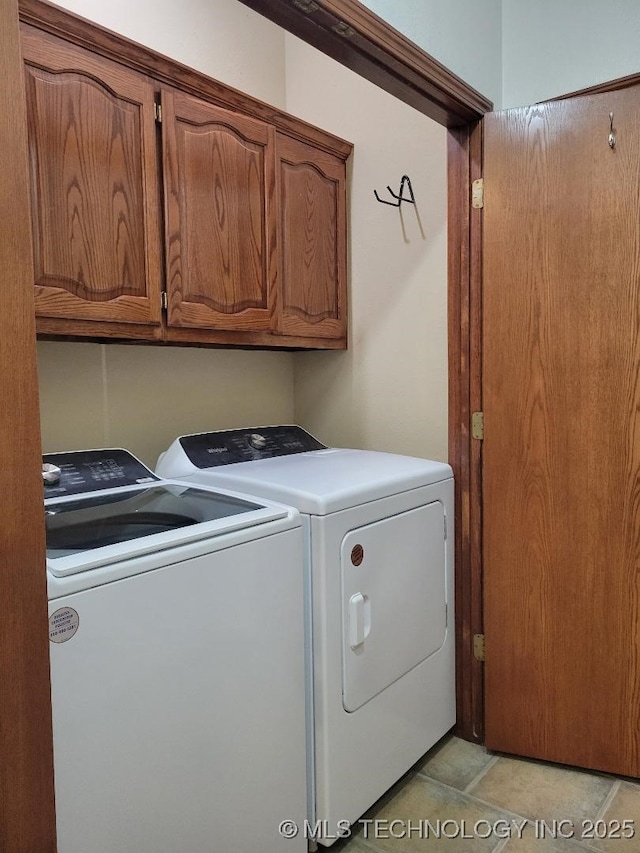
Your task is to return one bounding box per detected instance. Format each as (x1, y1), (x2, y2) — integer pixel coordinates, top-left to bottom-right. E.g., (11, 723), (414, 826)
(2, 0), (57, 850)
(238, 0), (491, 741)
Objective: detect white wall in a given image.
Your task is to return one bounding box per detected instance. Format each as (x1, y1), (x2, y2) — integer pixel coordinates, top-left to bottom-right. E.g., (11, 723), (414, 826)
(360, 0), (502, 108)
(38, 0), (294, 468)
(502, 0), (640, 108)
(52, 0), (286, 107)
(286, 36), (448, 462)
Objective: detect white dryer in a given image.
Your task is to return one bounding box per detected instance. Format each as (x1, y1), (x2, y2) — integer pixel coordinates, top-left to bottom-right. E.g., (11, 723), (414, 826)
(157, 426), (455, 845)
(44, 448), (307, 853)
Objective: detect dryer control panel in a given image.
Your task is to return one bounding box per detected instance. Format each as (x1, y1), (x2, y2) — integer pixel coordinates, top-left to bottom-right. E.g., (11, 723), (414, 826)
(179, 425), (326, 468)
(42, 449), (158, 498)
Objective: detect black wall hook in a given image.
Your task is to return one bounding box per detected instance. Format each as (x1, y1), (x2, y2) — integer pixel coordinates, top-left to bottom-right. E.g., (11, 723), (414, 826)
(374, 174), (415, 207)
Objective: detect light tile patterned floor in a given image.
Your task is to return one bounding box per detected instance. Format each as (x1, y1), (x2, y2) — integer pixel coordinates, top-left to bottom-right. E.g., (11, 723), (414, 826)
(327, 735), (640, 852)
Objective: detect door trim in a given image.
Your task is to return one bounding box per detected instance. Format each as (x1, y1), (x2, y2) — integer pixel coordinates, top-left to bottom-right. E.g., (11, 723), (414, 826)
(447, 121), (485, 741)
(236, 0), (492, 126)
(2, 0), (57, 849)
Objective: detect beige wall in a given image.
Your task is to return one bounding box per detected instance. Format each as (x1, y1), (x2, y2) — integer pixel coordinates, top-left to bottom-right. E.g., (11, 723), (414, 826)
(38, 0), (294, 468)
(38, 343), (294, 468)
(286, 36), (448, 462)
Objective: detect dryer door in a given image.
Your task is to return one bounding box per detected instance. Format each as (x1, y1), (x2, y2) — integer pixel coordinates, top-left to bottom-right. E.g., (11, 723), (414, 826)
(341, 502), (447, 712)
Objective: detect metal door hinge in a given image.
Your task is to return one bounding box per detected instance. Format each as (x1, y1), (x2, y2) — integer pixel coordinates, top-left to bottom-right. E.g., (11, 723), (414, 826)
(471, 178), (484, 209)
(473, 633), (485, 662)
(161, 291), (168, 310)
(154, 102), (162, 123)
(471, 411), (484, 440)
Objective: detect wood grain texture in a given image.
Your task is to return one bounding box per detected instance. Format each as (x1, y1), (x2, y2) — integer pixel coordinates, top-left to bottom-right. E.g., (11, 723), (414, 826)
(483, 88), (640, 775)
(0, 1), (57, 850)
(237, 0), (492, 127)
(280, 164), (337, 319)
(448, 121), (484, 743)
(467, 122), (485, 744)
(22, 26), (162, 327)
(19, 0), (353, 159)
(162, 89), (275, 332)
(277, 134), (347, 340)
(37, 316), (347, 349)
(36, 316), (164, 341)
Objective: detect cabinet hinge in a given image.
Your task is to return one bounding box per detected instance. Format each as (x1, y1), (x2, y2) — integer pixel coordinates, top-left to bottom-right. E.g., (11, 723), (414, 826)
(471, 411), (484, 440)
(443, 515), (448, 540)
(154, 102), (163, 123)
(471, 177), (484, 209)
(473, 633), (485, 662)
(161, 291), (168, 310)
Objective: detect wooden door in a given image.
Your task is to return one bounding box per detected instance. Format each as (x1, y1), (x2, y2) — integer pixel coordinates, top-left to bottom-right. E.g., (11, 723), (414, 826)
(276, 134), (347, 342)
(162, 89), (276, 333)
(483, 86), (640, 776)
(21, 27), (162, 331)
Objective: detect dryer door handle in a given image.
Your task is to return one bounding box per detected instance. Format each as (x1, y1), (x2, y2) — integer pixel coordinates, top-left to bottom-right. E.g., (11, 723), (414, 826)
(348, 592), (371, 649)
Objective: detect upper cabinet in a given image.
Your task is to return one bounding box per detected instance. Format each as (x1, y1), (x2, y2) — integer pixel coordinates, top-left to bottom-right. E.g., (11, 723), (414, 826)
(22, 29), (163, 340)
(161, 91), (276, 335)
(19, 5), (352, 349)
(277, 135), (347, 341)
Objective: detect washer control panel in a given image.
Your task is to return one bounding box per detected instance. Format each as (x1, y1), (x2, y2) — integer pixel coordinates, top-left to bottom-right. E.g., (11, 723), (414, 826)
(43, 449), (158, 497)
(179, 425), (326, 468)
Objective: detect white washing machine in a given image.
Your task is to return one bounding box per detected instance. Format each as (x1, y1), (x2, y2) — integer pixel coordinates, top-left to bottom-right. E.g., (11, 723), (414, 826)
(44, 448), (307, 853)
(157, 426), (455, 845)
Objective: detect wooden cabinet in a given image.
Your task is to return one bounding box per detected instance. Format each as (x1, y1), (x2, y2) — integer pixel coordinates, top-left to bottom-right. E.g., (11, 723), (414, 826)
(19, 9), (352, 349)
(22, 29), (163, 340)
(277, 134), (346, 340)
(161, 90), (276, 334)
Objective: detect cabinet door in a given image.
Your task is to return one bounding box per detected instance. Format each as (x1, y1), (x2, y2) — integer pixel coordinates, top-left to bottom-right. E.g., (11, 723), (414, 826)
(22, 28), (162, 328)
(276, 134), (347, 342)
(162, 89), (276, 332)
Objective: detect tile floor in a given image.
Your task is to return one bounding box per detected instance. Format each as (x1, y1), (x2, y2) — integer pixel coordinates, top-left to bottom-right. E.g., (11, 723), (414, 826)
(327, 735), (640, 851)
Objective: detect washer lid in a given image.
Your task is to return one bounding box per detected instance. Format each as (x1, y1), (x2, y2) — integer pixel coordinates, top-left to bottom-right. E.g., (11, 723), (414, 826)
(45, 482), (286, 576)
(161, 444), (453, 515)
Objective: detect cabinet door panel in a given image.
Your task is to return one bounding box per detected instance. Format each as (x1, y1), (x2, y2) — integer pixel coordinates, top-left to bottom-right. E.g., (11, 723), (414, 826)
(162, 90), (275, 331)
(277, 135), (347, 341)
(22, 28), (161, 327)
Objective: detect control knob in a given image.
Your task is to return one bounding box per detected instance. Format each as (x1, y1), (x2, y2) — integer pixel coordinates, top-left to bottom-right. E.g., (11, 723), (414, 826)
(42, 463), (61, 485)
(249, 433), (267, 450)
